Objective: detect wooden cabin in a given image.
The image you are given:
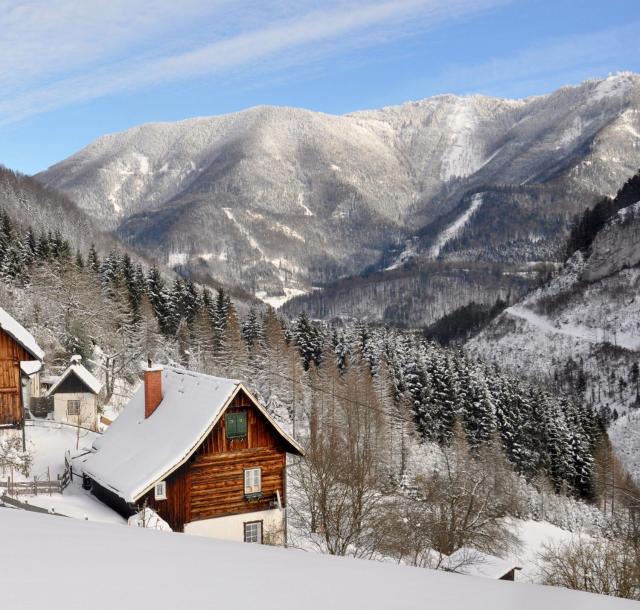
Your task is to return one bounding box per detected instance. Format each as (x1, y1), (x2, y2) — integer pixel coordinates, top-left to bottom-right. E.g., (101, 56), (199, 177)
(83, 366), (303, 544)
(47, 355), (102, 430)
(0, 307), (44, 426)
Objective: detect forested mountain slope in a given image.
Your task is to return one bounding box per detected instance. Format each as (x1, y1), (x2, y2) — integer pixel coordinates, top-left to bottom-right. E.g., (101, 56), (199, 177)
(0, 165), (125, 256)
(37, 74), (640, 309)
(467, 172), (640, 480)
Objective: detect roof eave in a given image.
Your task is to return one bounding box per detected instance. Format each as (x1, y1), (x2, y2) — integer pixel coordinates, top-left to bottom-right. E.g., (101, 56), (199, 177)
(47, 367), (101, 396)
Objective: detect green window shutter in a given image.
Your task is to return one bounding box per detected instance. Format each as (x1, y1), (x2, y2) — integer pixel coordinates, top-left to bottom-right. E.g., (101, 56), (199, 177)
(225, 410), (247, 438)
(237, 411), (247, 436)
(225, 413), (236, 438)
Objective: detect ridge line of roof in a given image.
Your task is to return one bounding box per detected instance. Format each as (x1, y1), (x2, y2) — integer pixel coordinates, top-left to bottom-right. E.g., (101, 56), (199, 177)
(162, 364), (241, 385)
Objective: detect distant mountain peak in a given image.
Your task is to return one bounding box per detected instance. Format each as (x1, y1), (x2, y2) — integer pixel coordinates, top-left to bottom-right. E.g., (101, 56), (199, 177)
(36, 74), (640, 306)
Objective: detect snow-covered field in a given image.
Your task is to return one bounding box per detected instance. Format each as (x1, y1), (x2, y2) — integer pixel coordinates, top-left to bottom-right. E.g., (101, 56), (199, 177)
(23, 479), (126, 523)
(506, 519), (576, 582)
(0, 421), (124, 523)
(256, 287), (308, 309)
(2, 420), (98, 482)
(1, 509), (635, 610)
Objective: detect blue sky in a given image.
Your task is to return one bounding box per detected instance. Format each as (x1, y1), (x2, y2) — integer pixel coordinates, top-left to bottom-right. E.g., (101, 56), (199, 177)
(1, 0), (638, 175)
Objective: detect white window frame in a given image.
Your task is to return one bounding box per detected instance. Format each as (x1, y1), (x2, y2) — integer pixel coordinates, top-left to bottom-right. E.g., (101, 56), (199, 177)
(154, 480), (167, 501)
(244, 468), (261, 495)
(244, 520), (262, 544)
(67, 400), (80, 416)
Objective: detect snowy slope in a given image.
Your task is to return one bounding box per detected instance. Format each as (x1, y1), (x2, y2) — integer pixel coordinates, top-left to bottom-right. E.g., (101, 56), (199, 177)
(428, 193), (484, 259)
(1, 509), (635, 610)
(468, 197), (640, 480)
(37, 74), (640, 303)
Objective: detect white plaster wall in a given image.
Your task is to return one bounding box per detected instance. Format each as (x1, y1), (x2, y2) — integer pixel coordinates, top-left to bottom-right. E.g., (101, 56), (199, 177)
(30, 372), (41, 398)
(184, 508), (285, 545)
(53, 392), (97, 429)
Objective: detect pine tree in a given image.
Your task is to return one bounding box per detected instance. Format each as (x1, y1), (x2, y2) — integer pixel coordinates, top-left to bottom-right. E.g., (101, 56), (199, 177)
(146, 267), (169, 331)
(87, 244), (100, 273)
(463, 371), (496, 450)
(293, 312), (323, 370)
(74, 249), (85, 269)
(242, 307), (263, 353)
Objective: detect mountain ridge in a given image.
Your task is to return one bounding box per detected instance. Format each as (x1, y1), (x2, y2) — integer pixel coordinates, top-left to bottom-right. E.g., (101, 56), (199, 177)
(36, 73), (640, 309)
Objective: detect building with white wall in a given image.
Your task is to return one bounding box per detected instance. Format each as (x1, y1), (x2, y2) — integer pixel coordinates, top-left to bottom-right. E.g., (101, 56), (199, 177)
(47, 356), (102, 430)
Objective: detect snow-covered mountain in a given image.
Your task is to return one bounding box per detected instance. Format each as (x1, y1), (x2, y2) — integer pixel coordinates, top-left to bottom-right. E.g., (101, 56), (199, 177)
(37, 73), (640, 304)
(467, 185), (640, 480)
(0, 165), (128, 257)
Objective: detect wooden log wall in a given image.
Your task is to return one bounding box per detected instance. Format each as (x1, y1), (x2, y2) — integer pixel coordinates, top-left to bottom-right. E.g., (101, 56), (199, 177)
(0, 329), (31, 426)
(140, 390), (288, 532)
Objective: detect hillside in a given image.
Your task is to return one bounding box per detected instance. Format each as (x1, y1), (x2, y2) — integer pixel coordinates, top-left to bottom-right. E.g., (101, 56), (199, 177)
(37, 74), (640, 311)
(0, 165), (125, 256)
(1, 509), (635, 610)
(467, 176), (640, 479)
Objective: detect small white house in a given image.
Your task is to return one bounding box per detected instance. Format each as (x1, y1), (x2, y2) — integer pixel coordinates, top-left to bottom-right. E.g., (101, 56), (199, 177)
(47, 356), (102, 430)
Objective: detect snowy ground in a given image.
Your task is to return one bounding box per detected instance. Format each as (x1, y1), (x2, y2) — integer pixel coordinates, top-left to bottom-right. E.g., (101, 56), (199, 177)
(506, 304), (640, 351)
(0, 420), (124, 524)
(20, 478), (125, 524)
(506, 519), (576, 582)
(1, 509), (635, 610)
(0, 420), (98, 482)
(609, 410), (640, 482)
(256, 287), (308, 309)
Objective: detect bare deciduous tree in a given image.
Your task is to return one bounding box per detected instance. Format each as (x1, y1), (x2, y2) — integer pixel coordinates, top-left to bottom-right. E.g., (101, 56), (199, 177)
(538, 536), (640, 600)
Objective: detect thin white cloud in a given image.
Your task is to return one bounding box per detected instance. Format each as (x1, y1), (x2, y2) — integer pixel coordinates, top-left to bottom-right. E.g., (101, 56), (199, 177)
(0, 0), (507, 125)
(427, 24), (640, 97)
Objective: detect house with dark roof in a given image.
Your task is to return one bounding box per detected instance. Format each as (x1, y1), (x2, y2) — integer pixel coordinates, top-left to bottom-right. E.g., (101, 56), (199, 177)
(82, 365), (303, 544)
(47, 355), (102, 430)
(446, 548), (522, 581)
(0, 307), (44, 426)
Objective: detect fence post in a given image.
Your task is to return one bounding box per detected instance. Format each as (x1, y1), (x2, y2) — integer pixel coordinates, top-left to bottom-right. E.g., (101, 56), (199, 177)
(33, 476), (37, 496)
(48, 467), (51, 496)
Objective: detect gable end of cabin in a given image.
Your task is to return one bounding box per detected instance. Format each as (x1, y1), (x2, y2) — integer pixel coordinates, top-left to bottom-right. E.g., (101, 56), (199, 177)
(138, 388), (291, 540)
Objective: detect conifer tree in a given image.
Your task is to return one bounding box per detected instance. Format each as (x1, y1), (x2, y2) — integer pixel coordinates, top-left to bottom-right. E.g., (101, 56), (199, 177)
(242, 307), (263, 352)
(87, 244), (100, 273)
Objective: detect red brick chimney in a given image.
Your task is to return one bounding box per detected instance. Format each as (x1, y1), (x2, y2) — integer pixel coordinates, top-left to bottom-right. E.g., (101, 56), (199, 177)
(144, 364), (164, 419)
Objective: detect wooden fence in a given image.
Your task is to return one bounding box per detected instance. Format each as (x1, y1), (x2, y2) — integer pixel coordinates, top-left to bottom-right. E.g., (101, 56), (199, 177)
(0, 468), (70, 496)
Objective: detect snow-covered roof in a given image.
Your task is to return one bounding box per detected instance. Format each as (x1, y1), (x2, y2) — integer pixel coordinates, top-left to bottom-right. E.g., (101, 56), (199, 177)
(0, 306), (44, 361)
(83, 366), (303, 503)
(20, 360), (42, 376)
(446, 548), (521, 580)
(46, 359), (102, 396)
(1, 510), (634, 610)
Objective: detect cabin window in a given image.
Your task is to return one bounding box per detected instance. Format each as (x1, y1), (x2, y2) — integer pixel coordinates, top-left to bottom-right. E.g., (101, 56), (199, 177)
(67, 400), (80, 416)
(244, 468), (262, 495)
(244, 520), (262, 544)
(225, 410), (247, 439)
(154, 481), (167, 501)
